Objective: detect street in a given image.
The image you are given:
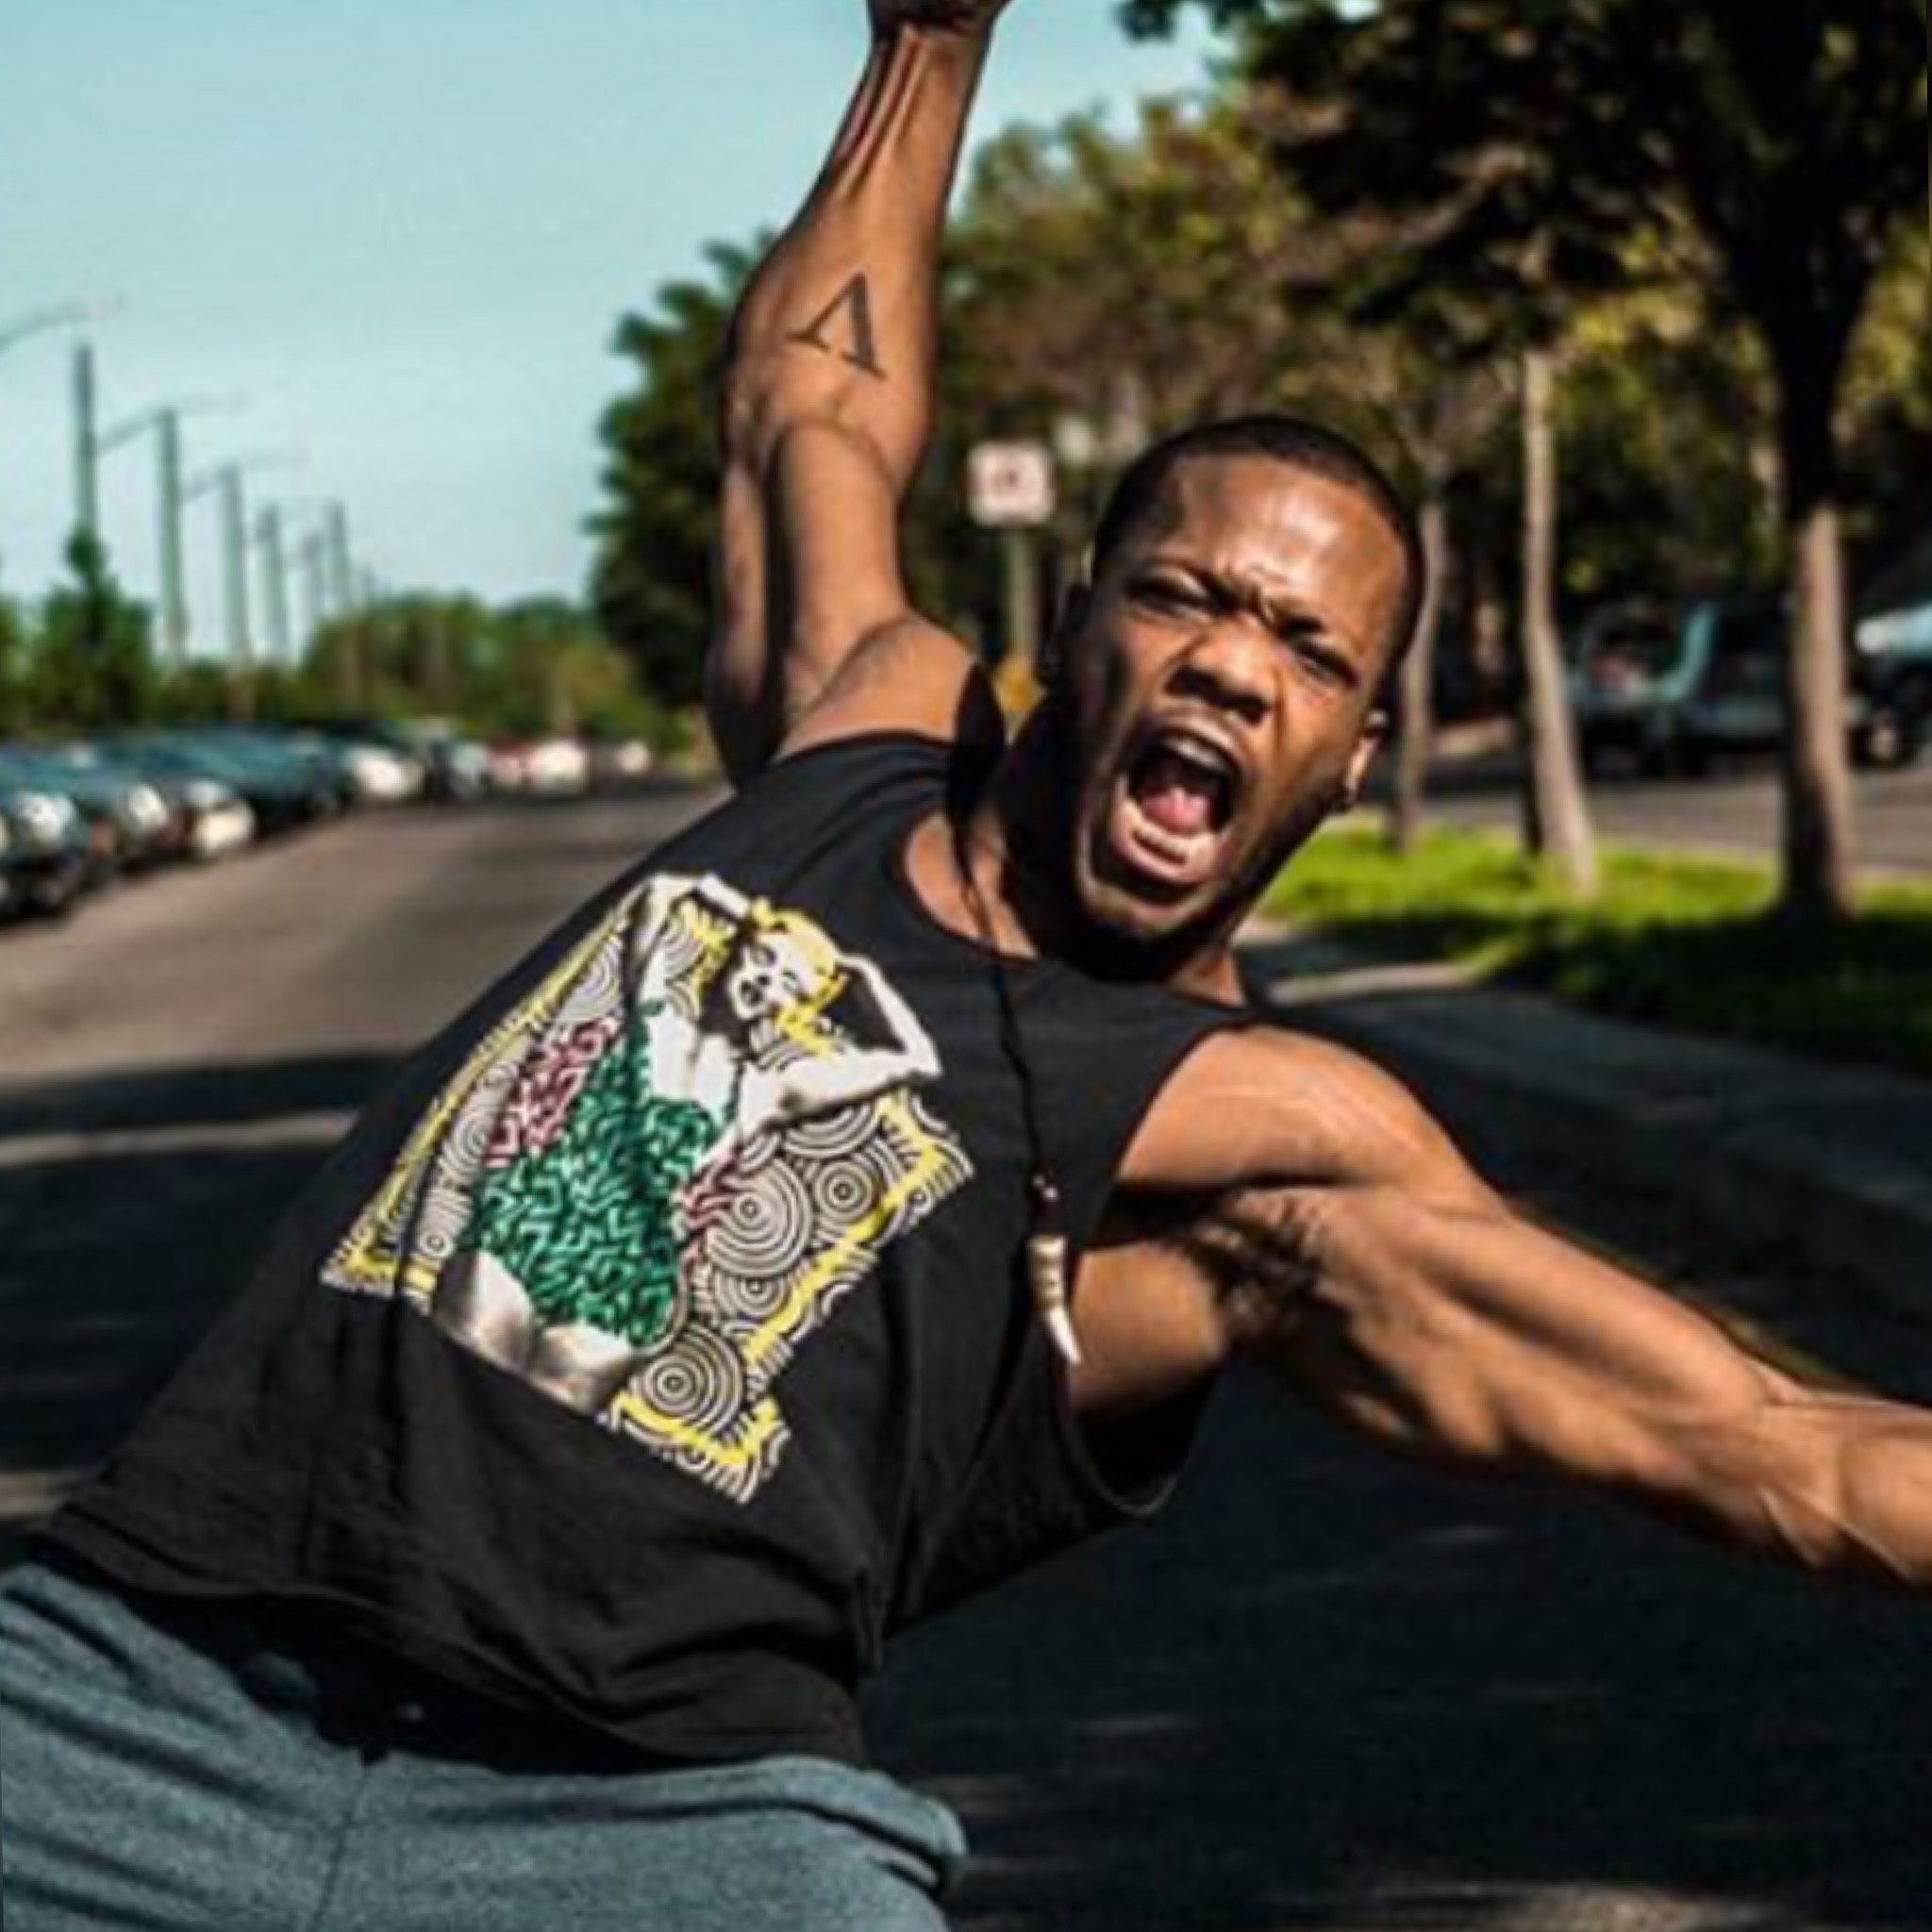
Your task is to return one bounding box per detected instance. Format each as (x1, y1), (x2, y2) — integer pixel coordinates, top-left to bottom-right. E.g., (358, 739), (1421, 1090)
(1, 791), (1925, 1931)
(1418, 751), (1932, 876)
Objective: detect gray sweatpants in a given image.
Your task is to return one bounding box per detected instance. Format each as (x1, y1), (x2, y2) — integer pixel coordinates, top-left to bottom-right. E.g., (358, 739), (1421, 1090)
(0, 1558), (965, 1932)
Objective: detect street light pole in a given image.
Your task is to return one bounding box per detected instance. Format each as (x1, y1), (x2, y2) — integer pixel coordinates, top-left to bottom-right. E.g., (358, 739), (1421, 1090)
(0, 300), (119, 361)
(158, 413), (188, 664)
(99, 398), (244, 669)
(187, 452), (300, 717)
(220, 468), (252, 684)
(325, 501), (356, 617)
(255, 504), (292, 667)
(73, 340), (99, 543)
(0, 301), (119, 561)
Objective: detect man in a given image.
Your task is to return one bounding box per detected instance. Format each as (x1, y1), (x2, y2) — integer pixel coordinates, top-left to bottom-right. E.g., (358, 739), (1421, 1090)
(1, 3), (1925, 1928)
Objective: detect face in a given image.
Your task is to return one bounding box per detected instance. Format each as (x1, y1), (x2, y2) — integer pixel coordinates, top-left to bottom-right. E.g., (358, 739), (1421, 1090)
(1048, 456), (1406, 951)
(724, 930), (821, 1026)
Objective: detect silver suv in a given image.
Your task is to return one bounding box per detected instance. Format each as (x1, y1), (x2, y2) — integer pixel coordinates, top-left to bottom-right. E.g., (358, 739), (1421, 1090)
(1571, 600), (1788, 777)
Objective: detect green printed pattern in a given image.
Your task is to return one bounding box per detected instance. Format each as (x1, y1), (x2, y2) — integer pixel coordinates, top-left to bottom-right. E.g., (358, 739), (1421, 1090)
(465, 1018), (723, 1348)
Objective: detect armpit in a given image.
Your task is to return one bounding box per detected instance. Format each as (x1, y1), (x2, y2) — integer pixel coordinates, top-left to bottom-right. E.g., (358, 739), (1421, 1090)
(1101, 1185), (1327, 1352)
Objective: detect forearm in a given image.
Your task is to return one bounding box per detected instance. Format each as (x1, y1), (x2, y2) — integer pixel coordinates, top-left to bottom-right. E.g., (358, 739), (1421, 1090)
(1747, 1387), (1932, 1591)
(724, 20), (993, 494)
(1254, 1185), (1932, 1593)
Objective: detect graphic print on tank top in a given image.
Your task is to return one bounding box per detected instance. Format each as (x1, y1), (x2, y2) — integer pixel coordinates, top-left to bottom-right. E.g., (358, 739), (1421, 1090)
(322, 873), (973, 1502)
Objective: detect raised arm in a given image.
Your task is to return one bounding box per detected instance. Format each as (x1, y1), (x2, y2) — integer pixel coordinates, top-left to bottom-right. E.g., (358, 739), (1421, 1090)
(708, 0), (1012, 781)
(1105, 1031), (1932, 1592)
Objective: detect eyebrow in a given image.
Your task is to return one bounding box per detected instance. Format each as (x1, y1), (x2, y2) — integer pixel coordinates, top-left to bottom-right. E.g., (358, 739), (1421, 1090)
(1139, 556), (1373, 682)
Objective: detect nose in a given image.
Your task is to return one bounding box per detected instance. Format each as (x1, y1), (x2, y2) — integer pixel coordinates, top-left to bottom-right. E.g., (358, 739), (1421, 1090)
(1170, 617), (1274, 728)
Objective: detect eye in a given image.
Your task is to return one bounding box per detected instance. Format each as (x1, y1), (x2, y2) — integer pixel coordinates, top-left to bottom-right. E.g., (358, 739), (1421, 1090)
(1132, 574), (1208, 616)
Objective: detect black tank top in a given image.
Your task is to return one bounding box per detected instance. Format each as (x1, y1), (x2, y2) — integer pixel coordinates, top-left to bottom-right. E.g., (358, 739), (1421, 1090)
(47, 737), (1249, 1765)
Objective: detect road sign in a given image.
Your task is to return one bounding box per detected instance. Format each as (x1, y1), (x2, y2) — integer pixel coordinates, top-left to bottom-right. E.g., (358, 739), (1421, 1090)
(967, 441), (1057, 529)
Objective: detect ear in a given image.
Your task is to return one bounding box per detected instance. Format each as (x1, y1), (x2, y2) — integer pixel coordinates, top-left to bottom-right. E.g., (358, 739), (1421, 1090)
(1040, 579), (1090, 689)
(1335, 708), (1390, 812)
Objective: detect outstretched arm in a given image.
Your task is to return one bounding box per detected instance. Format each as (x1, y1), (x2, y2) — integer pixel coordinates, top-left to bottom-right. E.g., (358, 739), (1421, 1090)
(1107, 1031), (1932, 1591)
(709, 0), (1011, 781)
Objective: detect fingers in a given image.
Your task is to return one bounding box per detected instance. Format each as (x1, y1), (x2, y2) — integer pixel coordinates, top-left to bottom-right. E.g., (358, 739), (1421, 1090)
(869, 0), (1013, 41)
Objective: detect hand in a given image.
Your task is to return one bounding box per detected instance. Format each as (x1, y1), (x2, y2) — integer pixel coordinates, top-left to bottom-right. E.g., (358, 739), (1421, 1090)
(869, 0), (1014, 40)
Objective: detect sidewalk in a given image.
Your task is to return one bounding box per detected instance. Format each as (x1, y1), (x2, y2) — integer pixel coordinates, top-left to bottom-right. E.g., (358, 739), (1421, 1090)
(1239, 925), (1932, 1333)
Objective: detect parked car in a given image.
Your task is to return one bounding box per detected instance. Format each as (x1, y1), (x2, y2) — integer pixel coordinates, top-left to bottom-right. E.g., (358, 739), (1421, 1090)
(488, 734), (593, 797)
(1571, 600), (1789, 776)
(286, 719), (444, 805)
(408, 724), (491, 803)
(78, 741), (258, 862)
(0, 783), (92, 919)
(1852, 647), (1932, 770)
(106, 729), (339, 836)
(0, 744), (175, 874)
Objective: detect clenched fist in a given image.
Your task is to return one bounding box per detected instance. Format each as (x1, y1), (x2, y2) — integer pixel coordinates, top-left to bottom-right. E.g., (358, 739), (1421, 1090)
(868, 0), (1016, 39)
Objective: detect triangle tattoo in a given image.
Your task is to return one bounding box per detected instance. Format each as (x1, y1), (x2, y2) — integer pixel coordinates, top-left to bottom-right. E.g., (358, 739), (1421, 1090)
(787, 274), (886, 381)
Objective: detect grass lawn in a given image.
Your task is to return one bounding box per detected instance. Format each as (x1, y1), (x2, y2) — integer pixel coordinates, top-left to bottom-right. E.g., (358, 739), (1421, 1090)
(1263, 825), (1932, 1080)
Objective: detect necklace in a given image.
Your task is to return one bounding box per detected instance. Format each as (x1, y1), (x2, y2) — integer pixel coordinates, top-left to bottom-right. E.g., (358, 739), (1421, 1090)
(949, 817), (1082, 1370)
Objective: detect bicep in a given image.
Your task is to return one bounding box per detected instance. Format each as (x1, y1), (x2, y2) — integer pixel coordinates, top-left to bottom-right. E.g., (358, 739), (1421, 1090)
(710, 417), (994, 776)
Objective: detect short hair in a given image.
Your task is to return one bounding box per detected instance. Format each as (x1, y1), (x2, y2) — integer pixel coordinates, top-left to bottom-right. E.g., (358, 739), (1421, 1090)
(1089, 414), (1428, 683)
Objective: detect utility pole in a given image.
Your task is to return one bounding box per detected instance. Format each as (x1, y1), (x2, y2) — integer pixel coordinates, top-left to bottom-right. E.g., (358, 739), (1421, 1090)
(188, 453), (299, 718)
(255, 505), (292, 667)
(158, 413), (188, 665)
(0, 302), (119, 561)
(218, 468), (254, 698)
(97, 397), (244, 670)
(73, 340), (100, 543)
(325, 501), (356, 617)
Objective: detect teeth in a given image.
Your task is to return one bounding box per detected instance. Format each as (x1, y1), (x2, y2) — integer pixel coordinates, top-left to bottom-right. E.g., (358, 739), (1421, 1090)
(1162, 744), (1231, 785)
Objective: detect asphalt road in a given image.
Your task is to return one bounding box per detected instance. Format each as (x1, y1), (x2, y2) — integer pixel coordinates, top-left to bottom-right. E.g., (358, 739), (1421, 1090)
(1414, 751), (1932, 876)
(1, 791), (1924, 1932)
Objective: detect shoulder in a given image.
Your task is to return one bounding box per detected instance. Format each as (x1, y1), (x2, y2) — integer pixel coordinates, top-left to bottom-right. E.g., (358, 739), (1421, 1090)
(1118, 1024), (1467, 1198)
(775, 615), (1007, 768)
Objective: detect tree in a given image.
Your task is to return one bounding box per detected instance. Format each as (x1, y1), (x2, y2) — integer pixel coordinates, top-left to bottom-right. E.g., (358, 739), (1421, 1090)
(1841, 223), (1932, 586)
(31, 531), (157, 732)
(592, 244), (752, 711)
(1127, 0), (1926, 918)
(0, 591), (25, 738)
(1624, 0), (1924, 917)
(1129, 0), (1623, 891)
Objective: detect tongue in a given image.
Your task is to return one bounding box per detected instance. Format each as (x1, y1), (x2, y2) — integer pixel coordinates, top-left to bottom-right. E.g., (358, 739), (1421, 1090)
(1135, 751), (1218, 838)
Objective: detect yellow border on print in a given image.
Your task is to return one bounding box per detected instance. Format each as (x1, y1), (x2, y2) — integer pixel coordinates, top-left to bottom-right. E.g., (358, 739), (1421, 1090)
(326, 893), (640, 1301)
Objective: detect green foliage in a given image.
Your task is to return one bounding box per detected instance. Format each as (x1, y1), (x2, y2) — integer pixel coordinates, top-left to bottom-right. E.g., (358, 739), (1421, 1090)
(586, 11), (1925, 723)
(591, 243), (753, 711)
(1267, 825), (1932, 1076)
(305, 591), (668, 743)
(1844, 225), (1932, 584)
(25, 531), (159, 732)
(0, 591), (25, 737)
(1556, 286), (1780, 603)
(1126, 0), (1925, 502)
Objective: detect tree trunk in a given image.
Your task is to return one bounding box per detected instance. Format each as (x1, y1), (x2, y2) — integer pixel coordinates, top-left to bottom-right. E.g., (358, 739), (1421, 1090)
(1518, 346), (1598, 896)
(1774, 364), (1857, 922)
(1390, 481), (1449, 857)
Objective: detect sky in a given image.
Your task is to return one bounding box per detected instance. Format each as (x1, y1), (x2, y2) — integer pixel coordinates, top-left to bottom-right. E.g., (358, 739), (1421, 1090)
(0, 1), (1216, 652)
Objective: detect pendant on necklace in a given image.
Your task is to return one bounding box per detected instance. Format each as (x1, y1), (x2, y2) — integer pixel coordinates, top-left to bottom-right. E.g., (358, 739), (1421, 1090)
(1026, 1229), (1081, 1369)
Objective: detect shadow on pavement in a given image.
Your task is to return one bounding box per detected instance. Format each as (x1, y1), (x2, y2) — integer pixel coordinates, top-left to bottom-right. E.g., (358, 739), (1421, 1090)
(870, 1382), (1928, 1932)
(0, 1054), (398, 1566)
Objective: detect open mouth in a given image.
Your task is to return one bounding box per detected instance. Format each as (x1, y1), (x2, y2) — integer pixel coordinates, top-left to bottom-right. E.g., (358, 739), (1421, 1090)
(1106, 729), (1242, 894)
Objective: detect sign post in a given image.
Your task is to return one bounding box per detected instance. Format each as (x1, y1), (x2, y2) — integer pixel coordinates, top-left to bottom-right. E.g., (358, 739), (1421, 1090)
(967, 441), (1058, 691)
